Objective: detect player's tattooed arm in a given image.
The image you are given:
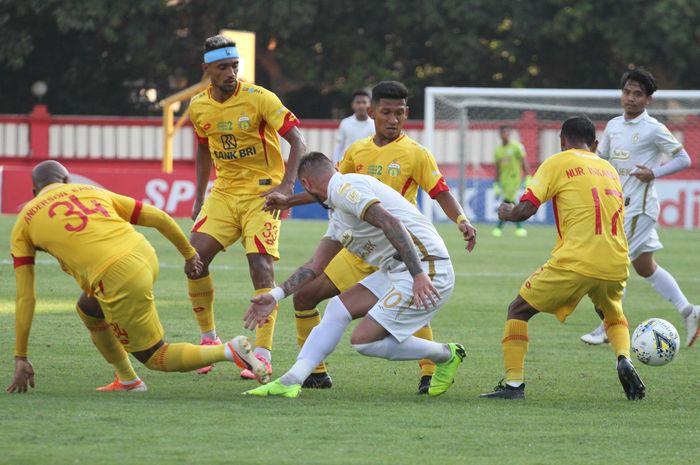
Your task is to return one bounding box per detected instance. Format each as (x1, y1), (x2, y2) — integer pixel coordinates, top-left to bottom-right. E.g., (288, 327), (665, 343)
(363, 203), (423, 277)
(281, 265), (318, 297)
(279, 238), (342, 297)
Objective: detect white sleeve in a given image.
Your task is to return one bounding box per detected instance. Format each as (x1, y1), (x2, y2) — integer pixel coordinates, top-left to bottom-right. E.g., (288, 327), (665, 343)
(596, 124), (611, 160)
(652, 148), (691, 178)
(654, 124), (683, 156)
(332, 179), (380, 220)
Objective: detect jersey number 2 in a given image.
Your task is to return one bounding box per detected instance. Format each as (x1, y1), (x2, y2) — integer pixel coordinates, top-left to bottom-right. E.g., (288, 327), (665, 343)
(48, 195), (110, 232)
(591, 187), (623, 236)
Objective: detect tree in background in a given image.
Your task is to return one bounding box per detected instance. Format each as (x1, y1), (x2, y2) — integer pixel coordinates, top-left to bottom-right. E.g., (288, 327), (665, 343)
(1, 0), (699, 117)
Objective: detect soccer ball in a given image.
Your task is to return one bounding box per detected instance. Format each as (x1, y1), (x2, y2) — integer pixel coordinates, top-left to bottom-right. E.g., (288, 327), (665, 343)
(631, 318), (680, 366)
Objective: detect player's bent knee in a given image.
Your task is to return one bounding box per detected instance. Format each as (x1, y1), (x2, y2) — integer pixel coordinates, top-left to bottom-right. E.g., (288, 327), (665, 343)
(134, 340), (165, 366)
(77, 293), (104, 319)
(507, 296), (537, 321)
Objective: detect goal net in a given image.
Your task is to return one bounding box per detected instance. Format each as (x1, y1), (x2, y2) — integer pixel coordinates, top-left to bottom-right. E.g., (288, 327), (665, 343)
(422, 88), (700, 229)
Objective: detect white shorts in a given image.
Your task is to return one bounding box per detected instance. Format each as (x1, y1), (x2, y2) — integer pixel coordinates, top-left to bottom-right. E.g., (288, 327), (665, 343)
(360, 260), (454, 342)
(625, 214), (663, 261)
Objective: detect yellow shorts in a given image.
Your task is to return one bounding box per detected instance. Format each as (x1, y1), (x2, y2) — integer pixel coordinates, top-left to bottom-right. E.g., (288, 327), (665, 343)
(94, 240), (165, 352)
(192, 189), (280, 259)
(325, 248), (378, 292)
(519, 263), (626, 323)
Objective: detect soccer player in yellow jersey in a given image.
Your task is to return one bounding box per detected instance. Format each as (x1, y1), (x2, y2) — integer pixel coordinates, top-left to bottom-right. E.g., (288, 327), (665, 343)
(7, 161), (268, 394)
(265, 81), (477, 392)
(186, 35), (306, 378)
(479, 116), (645, 400)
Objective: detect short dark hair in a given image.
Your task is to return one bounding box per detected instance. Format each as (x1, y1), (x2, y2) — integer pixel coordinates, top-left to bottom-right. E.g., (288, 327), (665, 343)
(204, 35), (236, 53)
(499, 125), (511, 132)
(371, 81), (408, 103)
(620, 68), (657, 96)
(352, 89), (370, 100)
(298, 151), (334, 179)
(561, 115), (596, 146)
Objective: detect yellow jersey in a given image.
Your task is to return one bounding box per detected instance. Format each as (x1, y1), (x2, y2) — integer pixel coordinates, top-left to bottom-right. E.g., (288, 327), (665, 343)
(11, 183), (194, 294)
(188, 82), (300, 195)
(521, 149), (629, 281)
(337, 133), (449, 204)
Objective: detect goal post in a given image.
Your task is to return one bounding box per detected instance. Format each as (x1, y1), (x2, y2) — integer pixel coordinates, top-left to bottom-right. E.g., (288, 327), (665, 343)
(422, 87), (700, 229)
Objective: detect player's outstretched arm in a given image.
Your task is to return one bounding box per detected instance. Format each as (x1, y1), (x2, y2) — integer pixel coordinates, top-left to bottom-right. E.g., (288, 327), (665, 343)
(434, 190), (477, 252)
(498, 200), (538, 223)
(128, 201), (201, 276)
(8, 265), (37, 394)
(192, 143), (213, 221)
(363, 203), (441, 310)
(261, 191), (316, 212)
(244, 239), (343, 329)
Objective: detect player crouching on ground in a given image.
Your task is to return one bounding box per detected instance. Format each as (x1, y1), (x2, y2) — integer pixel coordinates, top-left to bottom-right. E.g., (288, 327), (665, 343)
(7, 161), (267, 393)
(242, 152), (465, 398)
(480, 116), (645, 401)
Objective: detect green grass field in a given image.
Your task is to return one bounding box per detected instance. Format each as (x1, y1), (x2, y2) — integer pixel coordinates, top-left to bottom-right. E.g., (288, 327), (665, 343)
(1, 216), (699, 465)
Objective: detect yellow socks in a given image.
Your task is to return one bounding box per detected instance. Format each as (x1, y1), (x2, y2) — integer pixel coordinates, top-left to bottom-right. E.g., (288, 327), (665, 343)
(253, 288), (277, 356)
(76, 304), (138, 382)
(502, 319), (529, 384)
(188, 275), (215, 335)
(605, 317), (631, 359)
(295, 308), (326, 374)
(145, 342), (227, 372)
(414, 325), (436, 377)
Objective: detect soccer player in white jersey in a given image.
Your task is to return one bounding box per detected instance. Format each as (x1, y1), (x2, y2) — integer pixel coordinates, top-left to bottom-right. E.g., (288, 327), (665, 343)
(580, 68), (699, 347)
(331, 90), (375, 165)
(241, 152), (466, 398)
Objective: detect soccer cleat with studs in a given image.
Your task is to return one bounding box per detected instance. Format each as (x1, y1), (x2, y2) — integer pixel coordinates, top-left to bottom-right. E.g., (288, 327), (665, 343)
(417, 375), (432, 395)
(683, 305), (700, 347)
(617, 356), (645, 400)
(428, 343), (466, 397)
(479, 380), (525, 399)
(302, 372), (333, 389)
(229, 336), (270, 384)
(96, 376), (147, 392)
(243, 378), (301, 398)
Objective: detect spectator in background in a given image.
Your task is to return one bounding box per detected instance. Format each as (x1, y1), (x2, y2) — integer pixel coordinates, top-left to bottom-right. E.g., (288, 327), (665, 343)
(332, 90), (375, 165)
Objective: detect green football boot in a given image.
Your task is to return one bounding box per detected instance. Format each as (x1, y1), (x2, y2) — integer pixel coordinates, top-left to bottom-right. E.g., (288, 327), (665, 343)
(243, 378), (301, 398)
(428, 343), (466, 397)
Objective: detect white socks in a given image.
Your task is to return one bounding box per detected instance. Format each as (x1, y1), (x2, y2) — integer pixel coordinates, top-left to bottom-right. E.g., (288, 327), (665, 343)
(280, 296), (352, 386)
(353, 336), (451, 363)
(645, 265), (690, 313)
(201, 330), (218, 341)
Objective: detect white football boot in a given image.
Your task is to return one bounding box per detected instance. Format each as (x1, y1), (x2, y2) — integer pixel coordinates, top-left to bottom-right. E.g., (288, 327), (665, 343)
(580, 322), (608, 345)
(682, 305), (700, 347)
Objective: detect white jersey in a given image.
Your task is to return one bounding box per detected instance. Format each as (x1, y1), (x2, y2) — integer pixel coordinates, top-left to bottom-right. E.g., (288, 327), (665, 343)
(332, 115), (375, 164)
(325, 172), (449, 271)
(598, 110), (684, 220)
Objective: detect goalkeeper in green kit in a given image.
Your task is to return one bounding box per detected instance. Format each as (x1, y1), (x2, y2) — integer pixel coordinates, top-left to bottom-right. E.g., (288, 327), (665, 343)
(492, 125), (531, 237)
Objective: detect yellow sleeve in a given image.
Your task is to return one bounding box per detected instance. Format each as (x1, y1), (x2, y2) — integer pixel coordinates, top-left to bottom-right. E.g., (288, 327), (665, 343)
(14, 265), (36, 357)
(109, 192), (196, 259)
(338, 149), (354, 173)
(414, 147), (449, 198)
(521, 157), (557, 207)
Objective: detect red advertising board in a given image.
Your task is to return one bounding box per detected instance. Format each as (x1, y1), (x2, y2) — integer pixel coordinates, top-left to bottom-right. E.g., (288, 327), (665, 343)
(2, 159), (699, 228)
